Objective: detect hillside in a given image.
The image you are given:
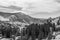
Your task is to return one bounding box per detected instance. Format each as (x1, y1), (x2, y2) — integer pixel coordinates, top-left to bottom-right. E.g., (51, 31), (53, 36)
(51, 16), (60, 25)
(0, 12), (47, 24)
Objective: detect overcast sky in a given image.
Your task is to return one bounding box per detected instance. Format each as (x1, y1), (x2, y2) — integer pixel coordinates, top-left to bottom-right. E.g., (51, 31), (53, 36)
(0, 0), (60, 18)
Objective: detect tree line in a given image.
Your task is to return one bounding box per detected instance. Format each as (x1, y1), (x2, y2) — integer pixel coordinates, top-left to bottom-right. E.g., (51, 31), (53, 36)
(0, 22), (20, 38)
(21, 20), (56, 40)
(0, 20), (58, 40)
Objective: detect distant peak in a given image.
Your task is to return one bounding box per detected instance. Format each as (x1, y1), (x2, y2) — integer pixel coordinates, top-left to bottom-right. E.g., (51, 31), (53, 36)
(7, 5), (23, 10)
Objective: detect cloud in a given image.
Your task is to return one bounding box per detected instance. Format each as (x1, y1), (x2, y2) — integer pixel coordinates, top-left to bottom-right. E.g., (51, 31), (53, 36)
(30, 12), (60, 18)
(55, 0), (60, 3)
(26, 0), (60, 12)
(0, 0), (60, 18)
(20, 0), (60, 15)
(0, 0), (60, 12)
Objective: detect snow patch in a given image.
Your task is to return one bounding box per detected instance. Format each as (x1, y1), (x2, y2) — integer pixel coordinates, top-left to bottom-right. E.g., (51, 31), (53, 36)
(0, 16), (9, 21)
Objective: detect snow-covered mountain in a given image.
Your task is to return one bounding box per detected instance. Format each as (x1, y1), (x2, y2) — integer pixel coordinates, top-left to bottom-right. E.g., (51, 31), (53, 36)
(0, 12), (47, 24)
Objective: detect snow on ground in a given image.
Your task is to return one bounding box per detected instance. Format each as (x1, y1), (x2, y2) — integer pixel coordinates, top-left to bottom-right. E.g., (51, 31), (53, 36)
(55, 35), (60, 39)
(1, 38), (10, 40)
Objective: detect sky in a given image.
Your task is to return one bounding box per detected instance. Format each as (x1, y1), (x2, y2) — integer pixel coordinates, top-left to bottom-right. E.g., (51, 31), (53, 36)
(0, 0), (60, 18)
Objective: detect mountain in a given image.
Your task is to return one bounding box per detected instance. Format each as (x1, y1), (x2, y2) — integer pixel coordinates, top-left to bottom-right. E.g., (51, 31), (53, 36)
(0, 5), (23, 13)
(0, 12), (47, 24)
(50, 16), (60, 25)
(0, 5), (22, 11)
(0, 6), (16, 13)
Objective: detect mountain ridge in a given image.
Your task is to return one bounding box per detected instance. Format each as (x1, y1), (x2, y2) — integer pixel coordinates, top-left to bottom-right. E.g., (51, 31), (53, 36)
(0, 12), (47, 24)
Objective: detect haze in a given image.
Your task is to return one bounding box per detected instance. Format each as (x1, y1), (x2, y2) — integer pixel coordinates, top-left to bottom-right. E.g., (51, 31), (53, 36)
(0, 0), (60, 18)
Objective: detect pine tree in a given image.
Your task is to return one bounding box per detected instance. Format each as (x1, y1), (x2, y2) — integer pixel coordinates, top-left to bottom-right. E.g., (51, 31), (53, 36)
(57, 20), (60, 25)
